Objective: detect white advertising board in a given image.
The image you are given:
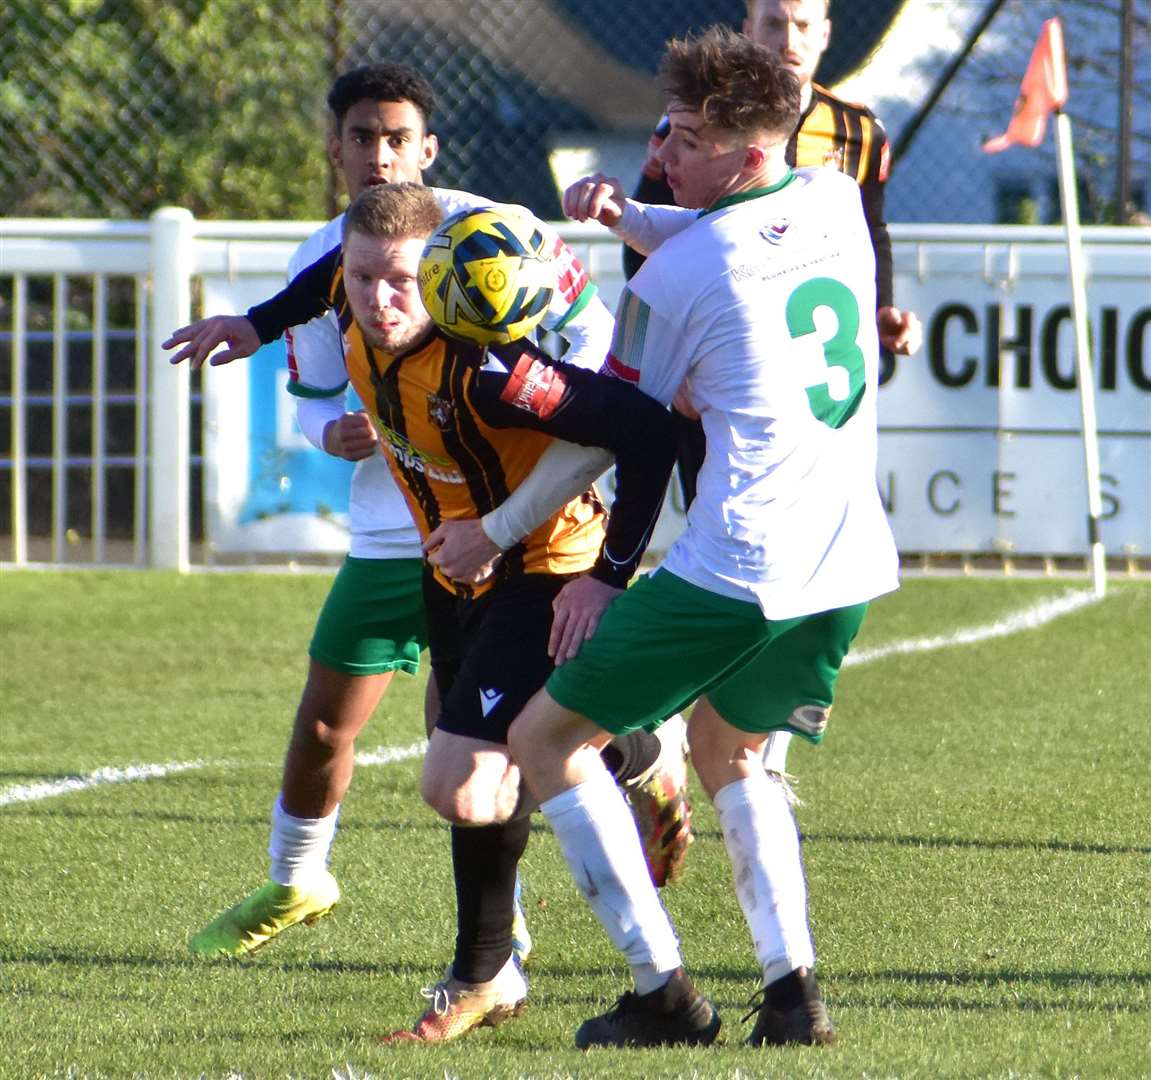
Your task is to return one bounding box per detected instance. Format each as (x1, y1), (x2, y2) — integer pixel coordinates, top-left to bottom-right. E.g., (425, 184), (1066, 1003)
(201, 227), (1150, 558)
(880, 236), (1150, 555)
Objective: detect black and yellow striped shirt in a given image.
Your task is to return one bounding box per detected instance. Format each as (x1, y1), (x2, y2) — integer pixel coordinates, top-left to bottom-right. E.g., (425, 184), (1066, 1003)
(246, 246), (677, 598)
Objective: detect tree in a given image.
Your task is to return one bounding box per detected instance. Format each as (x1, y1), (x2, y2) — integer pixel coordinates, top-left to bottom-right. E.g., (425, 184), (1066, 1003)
(0, 0), (331, 218)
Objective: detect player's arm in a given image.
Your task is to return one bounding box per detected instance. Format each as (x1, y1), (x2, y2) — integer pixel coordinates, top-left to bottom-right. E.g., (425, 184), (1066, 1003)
(624, 114), (677, 279)
(244, 245), (343, 345)
(469, 344), (675, 589)
(163, 245), (342, 368)
(424, 439), (613, 580)
(860, 121), (921, 356)
(563, 174), (695, 259)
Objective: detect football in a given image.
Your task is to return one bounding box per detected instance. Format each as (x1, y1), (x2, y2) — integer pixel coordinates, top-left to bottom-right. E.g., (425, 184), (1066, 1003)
(418, 207), (557, 346)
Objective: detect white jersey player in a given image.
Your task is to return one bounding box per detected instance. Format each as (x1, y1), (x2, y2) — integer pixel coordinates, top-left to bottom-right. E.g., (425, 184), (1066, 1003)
(505, 28), (898, 1050)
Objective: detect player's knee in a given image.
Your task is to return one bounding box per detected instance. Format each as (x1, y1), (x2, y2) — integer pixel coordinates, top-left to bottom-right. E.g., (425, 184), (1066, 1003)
(291, 712), (355, 761)
(421, 774), (508, 825)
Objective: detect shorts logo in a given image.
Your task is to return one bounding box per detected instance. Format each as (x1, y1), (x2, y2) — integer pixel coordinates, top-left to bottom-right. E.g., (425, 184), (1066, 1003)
(479, 688), (505, 717)
(427, 392), (454, 430)
(788, 704), (830, 737)
(499, 353), (567, 419)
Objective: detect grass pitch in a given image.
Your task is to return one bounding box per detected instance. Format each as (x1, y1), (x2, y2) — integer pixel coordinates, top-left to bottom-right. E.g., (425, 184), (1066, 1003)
(1, 570), (1148, 1079)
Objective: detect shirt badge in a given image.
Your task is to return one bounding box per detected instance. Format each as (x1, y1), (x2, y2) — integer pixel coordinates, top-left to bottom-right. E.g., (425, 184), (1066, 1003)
(760, 218), (791, 246)
(427, 392), (454, 430)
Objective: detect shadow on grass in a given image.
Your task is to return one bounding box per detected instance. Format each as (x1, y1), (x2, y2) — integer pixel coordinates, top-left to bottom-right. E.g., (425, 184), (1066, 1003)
(686, 826), (1151, 858)
(0, 943), (432, 979)
(0, 806), (441, 833)
(529, 964), (1151, 1013)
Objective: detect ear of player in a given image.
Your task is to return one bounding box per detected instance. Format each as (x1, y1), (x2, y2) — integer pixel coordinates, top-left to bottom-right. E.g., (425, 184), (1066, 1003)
(420, 208), (557, 346)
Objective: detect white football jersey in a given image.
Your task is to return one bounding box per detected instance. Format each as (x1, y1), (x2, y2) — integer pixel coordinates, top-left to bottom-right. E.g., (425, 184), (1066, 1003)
(286, 186), (612, 560)
(609, 167), (899, 619)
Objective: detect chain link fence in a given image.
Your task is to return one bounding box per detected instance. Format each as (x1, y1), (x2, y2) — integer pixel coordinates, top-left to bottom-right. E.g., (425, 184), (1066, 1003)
(18, 0), (1143, 224)
(1, 0), (1147, 563)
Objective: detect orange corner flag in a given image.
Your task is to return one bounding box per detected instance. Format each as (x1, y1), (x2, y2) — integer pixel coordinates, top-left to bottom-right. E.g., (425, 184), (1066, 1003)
(983, 17), (1069, 153)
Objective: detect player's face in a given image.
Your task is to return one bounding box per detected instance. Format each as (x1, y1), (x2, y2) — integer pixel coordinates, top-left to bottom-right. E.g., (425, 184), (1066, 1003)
(657, 110), (753, 210)
(343, 231), (434, 354)
(745, 0), (830, 88)
(330, 99), (439, 200)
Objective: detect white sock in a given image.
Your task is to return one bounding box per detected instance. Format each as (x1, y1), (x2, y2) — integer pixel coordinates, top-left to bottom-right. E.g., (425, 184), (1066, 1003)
(267, 795), (340, 886)
(762, 730), (793, 773)
(713, 772), (815, 986)
(541, 769), (682, 993)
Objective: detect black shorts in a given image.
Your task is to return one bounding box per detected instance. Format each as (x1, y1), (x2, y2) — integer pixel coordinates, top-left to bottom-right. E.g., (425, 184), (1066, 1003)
(424, 571), (574, 744)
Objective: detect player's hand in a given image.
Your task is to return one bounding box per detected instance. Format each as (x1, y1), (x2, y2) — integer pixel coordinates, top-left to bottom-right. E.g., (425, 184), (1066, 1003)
(671, 378), (700, 421)
(562, 173), (626, 228)
(163, 315), (261, 369)
(323, 411), (379, 461)
(423, 519), (503, 584)
(877, 307), (923, 356)
(549, 575), (621, 666)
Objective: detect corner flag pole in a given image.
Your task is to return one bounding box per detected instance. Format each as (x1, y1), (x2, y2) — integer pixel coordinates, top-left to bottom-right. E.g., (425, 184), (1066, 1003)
(982, 17), (1105, 596)
(1053, 107), (1106, 597)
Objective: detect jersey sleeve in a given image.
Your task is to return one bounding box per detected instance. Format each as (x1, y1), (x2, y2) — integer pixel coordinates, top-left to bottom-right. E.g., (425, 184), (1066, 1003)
(859, 116), (894, 312)
(612, 199), (698, 261)
(246, 246), (342, 344)
(468, 342), (676, 587)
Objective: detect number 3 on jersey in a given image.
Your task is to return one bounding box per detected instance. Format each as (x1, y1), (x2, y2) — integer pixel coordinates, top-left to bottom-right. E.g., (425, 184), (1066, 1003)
(785, 277), (866, 429)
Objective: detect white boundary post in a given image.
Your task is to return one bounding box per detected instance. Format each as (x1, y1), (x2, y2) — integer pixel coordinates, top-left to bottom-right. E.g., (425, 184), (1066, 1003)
(1054, 110), (1106, 597)
(149, 207), (193, 571)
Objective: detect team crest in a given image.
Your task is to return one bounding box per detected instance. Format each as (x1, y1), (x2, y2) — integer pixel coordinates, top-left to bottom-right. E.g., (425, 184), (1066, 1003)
(760, 218), (791, 246)
(426, 392), (454, 430)
(823, 146), (845, 170)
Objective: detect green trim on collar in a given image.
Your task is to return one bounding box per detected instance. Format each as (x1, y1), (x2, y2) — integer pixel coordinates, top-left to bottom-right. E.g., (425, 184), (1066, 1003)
(700, 170), (797, 217)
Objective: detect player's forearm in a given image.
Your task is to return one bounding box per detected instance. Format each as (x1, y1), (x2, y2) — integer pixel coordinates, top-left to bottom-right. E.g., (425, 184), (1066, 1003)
(295, 393), (346, 453)
(860, 177), (894, 311)
(482, 441), (613, 551)
(473, 347), (676, 584)
(611, 199), (696, 258)
(246, 247), (340, 344)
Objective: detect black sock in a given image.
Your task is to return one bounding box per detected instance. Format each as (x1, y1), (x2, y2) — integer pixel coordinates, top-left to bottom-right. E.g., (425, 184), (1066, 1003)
(450, 815), (531, 984)
(599, 730), (661, 786)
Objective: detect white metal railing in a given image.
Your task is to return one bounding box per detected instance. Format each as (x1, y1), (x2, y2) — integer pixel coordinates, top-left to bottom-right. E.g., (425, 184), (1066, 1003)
(2, 212), (1149, 569)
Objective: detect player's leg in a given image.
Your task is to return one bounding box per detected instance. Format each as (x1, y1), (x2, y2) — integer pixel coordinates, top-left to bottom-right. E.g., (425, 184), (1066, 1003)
(189, 556), (425, 958)
(693, 602), (869, 1047)
(383, 575), (544, 1042)
(509, 570), (771, 1047)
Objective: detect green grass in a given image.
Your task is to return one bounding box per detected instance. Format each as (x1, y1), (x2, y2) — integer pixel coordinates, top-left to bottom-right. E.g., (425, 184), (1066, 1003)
(1, 571), (1149, 1079)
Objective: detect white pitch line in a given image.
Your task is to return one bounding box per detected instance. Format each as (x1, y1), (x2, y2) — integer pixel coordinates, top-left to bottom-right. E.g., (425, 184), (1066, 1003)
(353, 740), (427, 766)
(0, 761), (205, 807)
(0, 589), (1103, 807)
(844, 587), (1102, 667)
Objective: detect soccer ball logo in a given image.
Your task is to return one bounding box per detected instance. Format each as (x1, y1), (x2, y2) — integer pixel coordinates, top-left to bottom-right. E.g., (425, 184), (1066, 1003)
(419, 208), (556, 346)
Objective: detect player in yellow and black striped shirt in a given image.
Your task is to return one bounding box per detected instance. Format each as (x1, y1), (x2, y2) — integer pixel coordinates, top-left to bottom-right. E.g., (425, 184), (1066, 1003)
(240, 182), (691, 1042)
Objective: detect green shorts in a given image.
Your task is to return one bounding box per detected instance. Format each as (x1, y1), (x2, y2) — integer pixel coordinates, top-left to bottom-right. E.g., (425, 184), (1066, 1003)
(308, 556), (427, 676)
(546, 569), (867, 741)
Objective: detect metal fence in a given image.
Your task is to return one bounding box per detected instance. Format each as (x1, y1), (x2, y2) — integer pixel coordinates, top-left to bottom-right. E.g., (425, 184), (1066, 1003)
(3, 215), (1149, 571)
(6, 1), (1145, 224)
